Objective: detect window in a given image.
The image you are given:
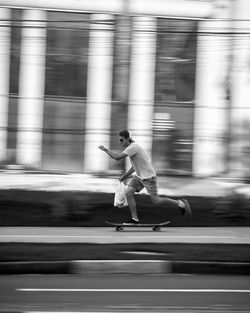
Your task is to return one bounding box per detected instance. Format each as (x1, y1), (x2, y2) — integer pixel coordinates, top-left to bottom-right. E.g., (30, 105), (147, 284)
(45, 12), (89, 97)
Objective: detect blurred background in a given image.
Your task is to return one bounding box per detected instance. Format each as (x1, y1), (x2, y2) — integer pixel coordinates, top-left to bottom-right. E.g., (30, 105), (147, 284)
(0, 0), (249, 180)
(1, 4), (250, 312)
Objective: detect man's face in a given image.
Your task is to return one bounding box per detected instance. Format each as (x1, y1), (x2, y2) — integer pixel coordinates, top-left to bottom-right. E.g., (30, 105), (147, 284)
(119, 136), (129, 148)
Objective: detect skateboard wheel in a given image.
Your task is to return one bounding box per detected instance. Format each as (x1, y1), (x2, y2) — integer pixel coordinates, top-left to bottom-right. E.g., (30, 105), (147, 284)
(153, 226), (161, 231)
(116, 226), (123, 231)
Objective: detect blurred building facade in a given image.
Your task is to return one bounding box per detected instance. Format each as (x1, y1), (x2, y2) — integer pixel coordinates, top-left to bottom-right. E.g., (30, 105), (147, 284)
(0, 0), (249, 178)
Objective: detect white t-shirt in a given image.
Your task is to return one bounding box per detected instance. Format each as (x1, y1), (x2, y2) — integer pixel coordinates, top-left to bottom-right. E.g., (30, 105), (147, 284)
(123, 143), (156, 180)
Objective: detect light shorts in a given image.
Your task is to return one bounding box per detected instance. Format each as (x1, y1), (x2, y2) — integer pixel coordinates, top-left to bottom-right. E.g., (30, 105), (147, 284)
(128, 175), (158, 196)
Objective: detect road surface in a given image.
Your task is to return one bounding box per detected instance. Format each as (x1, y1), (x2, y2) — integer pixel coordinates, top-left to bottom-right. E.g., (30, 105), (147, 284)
(1, 274), (250, 312)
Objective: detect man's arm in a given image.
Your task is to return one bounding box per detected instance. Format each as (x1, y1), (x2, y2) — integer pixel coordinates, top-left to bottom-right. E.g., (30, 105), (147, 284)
(119, 166), (135, 182)
(98, 145), (127, 161)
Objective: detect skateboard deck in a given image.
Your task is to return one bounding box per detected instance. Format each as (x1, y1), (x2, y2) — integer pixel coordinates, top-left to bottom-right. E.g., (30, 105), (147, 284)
(105, 220), (171, 231)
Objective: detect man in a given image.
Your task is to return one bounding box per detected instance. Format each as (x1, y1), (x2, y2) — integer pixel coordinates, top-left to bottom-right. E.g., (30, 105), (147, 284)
(99, 130), (192, 224)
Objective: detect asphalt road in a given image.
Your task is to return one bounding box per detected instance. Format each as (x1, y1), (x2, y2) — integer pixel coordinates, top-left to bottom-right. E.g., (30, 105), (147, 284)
(1, 274), (250, 312)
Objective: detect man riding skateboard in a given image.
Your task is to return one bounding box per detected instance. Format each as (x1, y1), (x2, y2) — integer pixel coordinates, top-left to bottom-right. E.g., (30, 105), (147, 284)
(99, 130), (192, 224)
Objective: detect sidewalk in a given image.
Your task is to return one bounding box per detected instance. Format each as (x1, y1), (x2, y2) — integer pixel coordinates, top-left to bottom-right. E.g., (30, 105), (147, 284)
(1, 226), (250, 244)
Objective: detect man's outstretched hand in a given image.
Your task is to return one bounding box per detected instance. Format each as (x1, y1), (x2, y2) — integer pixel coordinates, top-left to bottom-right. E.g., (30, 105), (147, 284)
(98, 146), (107, 152)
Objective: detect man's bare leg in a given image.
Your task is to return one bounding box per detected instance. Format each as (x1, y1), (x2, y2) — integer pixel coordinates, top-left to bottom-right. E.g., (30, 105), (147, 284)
(150, 195), (192, 216)
(125, 186), (139, 221)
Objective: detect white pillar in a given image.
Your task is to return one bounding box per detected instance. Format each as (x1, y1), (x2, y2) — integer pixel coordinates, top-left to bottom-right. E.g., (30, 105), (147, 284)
(0, 8), (11, 162)
(230, 0), (250, 177)
(84, 14), (114, 172)
(193, 13), (231, 176)
(16, 10), (47, 167)
(128, 16), (157, 156)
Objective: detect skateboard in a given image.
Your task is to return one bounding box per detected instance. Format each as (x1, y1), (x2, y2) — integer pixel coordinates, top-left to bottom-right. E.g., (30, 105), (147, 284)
(105, 220), (171, 231)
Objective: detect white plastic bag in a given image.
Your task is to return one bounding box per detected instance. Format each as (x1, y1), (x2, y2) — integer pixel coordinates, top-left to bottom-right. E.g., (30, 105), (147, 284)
(114, 181), (128, 208)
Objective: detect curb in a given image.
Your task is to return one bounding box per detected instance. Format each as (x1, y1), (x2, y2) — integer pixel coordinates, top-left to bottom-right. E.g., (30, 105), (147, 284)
(72, 260), (172, 274)
(173, 261), (250, 275)
(1, 260), (250, 275)
(0, 261), (71, 274)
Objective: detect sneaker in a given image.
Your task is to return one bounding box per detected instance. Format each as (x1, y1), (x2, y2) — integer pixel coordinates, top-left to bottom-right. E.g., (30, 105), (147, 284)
(182, 199), (192, 217)
(123, 218), (139, 225)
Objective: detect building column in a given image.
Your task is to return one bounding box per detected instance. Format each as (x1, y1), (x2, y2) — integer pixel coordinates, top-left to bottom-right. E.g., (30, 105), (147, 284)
(0, 8), (11, 163)
(193, 4), (231, 176)
(127, 16), (157, 156)
(84, 14), (114, 172)
(229, 0), (250, 178)
(16, 9), (47, 167)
